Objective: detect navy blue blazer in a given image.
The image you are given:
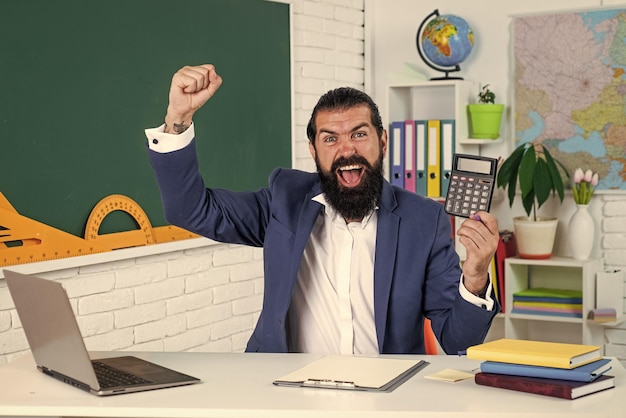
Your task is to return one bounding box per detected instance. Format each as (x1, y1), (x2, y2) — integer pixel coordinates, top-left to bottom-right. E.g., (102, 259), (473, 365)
(149, 139), (498, 354)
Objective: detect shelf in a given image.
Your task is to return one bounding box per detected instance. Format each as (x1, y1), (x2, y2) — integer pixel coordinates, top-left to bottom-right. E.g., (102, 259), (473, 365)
(387, 79), (467, 88)
(589, 314), (626, 327)
(458, 137), (503, 145)
(506, 256), (598, 268)
(504, 257), (605, 351)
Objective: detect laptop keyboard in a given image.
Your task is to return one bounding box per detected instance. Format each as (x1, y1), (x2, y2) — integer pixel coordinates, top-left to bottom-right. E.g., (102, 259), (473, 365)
(92, 360), (153, 389)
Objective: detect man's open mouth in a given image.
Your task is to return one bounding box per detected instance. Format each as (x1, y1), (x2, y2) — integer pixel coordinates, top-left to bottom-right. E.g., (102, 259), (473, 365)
(336, 164), (364, 187)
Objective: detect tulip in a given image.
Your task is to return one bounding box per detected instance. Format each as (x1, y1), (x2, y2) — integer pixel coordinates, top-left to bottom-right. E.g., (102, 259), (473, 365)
(573, 168), (584, 183)
(571, 167), (598, 205)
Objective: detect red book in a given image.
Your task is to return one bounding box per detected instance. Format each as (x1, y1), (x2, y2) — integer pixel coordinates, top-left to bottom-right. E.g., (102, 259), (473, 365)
(495, 230), (516, 310)
(474, 372), (614, 400)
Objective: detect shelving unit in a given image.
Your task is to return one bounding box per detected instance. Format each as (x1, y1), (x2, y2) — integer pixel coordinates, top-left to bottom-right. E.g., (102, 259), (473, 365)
(504, 256), (606, 351)
(386, 79), (501, 260)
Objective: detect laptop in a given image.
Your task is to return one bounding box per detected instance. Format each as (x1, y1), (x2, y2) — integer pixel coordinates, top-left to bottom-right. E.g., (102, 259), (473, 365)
(3, 269), (201, 396)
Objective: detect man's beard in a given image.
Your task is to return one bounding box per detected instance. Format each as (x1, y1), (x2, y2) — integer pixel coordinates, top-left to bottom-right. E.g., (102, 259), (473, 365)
(316, 152), (384, 221)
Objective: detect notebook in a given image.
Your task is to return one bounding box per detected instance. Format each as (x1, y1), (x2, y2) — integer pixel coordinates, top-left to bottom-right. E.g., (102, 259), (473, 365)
(466, 338), (601, 369)
(3, 269), (201, 396)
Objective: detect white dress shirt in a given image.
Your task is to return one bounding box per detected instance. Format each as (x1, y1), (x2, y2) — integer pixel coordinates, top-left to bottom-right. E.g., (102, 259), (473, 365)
(287, 195), (379, 355)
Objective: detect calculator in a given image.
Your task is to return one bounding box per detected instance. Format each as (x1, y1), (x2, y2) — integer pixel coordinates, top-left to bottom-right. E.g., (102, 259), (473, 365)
(444, 154), (499, 218)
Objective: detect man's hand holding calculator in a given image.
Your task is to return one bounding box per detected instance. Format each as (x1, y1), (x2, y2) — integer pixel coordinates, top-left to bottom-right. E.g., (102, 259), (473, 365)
(457, 211), (499, 298)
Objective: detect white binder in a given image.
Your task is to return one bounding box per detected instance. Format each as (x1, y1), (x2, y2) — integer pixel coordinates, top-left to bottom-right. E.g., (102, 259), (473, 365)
(596, 269), (624, 313)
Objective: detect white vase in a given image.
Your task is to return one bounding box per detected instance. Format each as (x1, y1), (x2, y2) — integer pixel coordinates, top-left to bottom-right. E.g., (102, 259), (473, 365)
(568, 204), (595, 260)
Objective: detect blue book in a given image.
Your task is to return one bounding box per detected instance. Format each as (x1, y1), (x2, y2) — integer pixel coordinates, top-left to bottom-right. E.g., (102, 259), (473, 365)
(480, 357), (612, 382)
(511, 308), (582, 318)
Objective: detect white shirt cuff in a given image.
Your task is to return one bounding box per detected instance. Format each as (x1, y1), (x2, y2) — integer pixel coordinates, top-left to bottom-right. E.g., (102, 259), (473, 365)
(144, 123), (195, 153)
(459, 274), (494, 310)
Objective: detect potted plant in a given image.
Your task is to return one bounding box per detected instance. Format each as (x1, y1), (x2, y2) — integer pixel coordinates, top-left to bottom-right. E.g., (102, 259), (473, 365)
(496, 141), (568, 259)
(467, 84), (505, 139)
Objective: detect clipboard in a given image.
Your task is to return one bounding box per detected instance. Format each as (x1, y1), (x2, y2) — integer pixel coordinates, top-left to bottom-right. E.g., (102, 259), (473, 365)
(273, 355), (428, 392)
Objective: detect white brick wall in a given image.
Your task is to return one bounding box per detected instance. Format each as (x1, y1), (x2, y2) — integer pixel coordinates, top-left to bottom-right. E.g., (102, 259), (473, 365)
(598, 195), (626, 363)
(292, 0), (365, 172)
(0, 242), (266, 365)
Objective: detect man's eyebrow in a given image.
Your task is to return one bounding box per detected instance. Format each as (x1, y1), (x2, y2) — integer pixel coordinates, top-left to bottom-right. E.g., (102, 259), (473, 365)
(319, 128), (338, 136)
(350, 122), (370, 132)
(318, 122), (370, 136)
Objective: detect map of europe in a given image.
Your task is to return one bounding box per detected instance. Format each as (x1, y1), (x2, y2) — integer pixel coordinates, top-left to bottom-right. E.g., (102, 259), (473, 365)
(514, 9), (626, 190)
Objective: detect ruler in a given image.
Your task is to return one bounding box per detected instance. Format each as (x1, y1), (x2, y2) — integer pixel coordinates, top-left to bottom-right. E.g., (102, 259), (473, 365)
(0, 192), (199, 267)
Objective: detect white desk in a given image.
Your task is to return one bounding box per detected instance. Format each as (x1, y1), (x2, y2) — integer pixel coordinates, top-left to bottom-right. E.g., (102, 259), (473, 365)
(0, 352), (624, 417)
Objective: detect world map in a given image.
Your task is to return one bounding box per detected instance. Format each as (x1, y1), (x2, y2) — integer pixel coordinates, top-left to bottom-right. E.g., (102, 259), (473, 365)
(514, 9), (626, 190)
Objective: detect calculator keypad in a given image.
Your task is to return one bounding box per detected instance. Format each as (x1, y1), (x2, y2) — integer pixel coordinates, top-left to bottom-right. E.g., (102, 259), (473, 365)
(445, 175), (494, 217)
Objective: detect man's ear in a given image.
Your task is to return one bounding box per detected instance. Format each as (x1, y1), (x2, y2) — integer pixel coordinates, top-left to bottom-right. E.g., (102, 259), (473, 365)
(380, 129), (388, 157)
(309, 141), (316, 160)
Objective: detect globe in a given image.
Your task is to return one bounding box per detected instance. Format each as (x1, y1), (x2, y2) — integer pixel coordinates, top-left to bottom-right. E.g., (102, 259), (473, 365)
(417, 11), (474, 79)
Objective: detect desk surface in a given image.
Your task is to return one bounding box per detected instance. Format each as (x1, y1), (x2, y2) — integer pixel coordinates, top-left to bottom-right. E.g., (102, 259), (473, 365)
(0, 351), (624, 418)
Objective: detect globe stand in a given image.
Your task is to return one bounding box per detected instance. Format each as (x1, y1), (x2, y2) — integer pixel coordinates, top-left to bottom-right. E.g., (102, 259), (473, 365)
(416, 9), (464, 81)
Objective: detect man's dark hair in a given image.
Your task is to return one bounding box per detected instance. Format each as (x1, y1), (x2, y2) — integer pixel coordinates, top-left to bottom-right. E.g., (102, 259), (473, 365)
(306, 87), (384, 143)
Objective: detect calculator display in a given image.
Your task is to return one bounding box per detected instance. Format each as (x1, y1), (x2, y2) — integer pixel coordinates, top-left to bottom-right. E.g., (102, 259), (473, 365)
(457, 157), (493, 175)
(444, 154), (498, 218)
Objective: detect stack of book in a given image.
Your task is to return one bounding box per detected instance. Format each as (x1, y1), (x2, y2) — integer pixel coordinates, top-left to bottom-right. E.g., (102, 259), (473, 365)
(467, 338), (615, 400)
(512, 288), (583, 318)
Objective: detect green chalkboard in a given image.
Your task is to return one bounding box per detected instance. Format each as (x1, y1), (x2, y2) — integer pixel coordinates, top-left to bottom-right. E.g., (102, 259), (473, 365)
(0, 0), (291, 237)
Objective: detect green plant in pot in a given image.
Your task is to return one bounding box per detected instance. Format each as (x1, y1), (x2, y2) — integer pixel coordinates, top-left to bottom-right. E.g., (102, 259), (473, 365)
(467, 84), (504, 139)
(496, 141), (568, 259)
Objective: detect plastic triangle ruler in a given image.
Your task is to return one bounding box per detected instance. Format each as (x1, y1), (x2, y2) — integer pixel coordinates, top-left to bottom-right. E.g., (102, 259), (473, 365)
(0, 192), (199, 267)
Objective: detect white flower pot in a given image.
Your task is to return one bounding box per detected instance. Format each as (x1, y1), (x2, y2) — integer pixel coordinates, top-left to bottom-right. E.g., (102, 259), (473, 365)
(513, 216), (559, 259)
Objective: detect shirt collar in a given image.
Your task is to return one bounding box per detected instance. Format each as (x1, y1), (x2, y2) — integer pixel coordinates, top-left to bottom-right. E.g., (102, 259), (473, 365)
(312, 193), (377, 228)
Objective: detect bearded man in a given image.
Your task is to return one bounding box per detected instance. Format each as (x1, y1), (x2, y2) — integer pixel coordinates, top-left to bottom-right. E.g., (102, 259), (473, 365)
(146, 64), (500, 355)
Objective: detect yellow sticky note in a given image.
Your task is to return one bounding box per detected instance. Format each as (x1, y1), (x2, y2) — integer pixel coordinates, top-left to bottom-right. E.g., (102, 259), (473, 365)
(424, 368), (475, 382)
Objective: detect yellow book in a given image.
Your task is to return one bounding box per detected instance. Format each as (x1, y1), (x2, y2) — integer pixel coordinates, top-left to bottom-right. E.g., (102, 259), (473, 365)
(489, 256), (498, 302)
(426, 119), (441, 197)
(466, 338), (601, 369)
(513, 301), (583, 310)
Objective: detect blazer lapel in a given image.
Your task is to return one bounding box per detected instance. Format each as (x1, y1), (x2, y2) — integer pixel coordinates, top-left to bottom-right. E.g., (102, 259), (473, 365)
(293, 190), (324, 266)
(373, 182), (400, 351)
(287, 187), (324, 283)
(276, 185), (323, 324)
